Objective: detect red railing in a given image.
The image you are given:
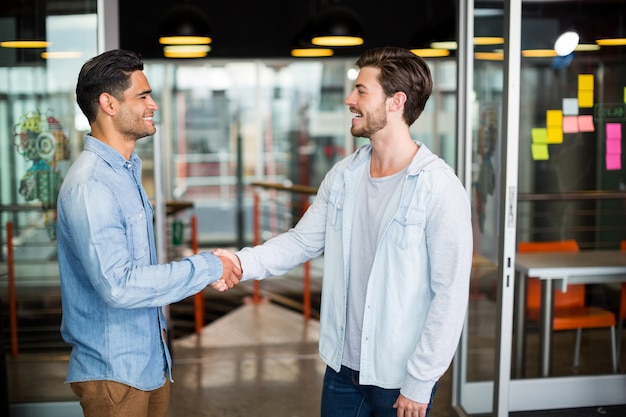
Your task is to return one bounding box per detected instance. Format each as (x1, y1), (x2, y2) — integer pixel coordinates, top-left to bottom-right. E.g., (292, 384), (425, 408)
(248, 182), (318, 320)
(6, 222), (18, 357)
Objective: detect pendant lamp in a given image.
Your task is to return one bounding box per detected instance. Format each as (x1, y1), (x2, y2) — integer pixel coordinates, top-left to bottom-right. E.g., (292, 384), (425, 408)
(158, 4), (212, 57)
(291, 22), (334, 57)
(311, 5), (364, 47)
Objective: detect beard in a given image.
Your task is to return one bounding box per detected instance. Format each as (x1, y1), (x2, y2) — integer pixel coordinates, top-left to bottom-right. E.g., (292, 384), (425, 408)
(350, 104), (387, 138)
(116, 107), (156, 140)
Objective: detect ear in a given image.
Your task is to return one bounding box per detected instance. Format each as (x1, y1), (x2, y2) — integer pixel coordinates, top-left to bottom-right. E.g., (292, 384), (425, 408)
(98, 92), (117, 117)
(388, 91), (407, 113)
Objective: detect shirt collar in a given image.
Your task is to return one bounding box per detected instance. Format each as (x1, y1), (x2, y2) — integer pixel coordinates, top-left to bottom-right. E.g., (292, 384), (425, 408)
(83, 134), (141, 170)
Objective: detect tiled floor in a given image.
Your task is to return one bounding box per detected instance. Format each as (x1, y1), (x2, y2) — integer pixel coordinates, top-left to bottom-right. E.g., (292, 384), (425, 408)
(4, 263), (626, 417)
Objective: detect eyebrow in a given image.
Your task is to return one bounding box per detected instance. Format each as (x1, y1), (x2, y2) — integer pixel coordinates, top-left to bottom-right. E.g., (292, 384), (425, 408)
(136, 89), (152, 96)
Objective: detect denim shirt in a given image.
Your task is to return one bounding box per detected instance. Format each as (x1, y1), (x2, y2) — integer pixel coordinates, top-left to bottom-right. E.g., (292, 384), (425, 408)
(236, 143), (472, 403)
(57, 135), (222, 391)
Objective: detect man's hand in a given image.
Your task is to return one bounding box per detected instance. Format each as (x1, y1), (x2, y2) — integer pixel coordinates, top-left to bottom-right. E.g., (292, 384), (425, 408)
(393, 394), (428, 417)
(210, 249), (242, 292)
(213, 248), (241, 269)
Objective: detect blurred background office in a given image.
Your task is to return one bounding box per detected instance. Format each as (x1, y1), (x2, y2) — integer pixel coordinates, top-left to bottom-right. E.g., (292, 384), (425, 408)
(1, 1), (626, 416)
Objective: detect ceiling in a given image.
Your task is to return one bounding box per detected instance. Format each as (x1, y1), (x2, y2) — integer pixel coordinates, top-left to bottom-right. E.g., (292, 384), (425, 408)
(1, 1), (625, 62)
(119, 0), (626, 60)
(119, 0), (457, 60)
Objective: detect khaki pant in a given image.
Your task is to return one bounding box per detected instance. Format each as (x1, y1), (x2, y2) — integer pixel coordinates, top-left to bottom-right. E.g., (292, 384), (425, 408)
(70, 377), (170, 417)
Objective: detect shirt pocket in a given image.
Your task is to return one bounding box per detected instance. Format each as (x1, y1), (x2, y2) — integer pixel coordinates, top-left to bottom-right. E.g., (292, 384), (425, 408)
(327, 187), (345, 232)
(128, 208), (150, 260)
(387, 205), (426, 250)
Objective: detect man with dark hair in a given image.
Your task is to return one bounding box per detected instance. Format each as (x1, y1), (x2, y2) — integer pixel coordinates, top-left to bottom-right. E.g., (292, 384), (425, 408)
(57, 49), (241, 417)
(215, 46), (472, 417)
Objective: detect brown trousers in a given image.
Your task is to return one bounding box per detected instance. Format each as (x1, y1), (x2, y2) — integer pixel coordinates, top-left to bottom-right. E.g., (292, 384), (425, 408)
(70, 377), (170, 417)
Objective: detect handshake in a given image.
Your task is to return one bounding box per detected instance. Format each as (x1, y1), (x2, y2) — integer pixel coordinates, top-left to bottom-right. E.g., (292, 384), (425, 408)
(211, 248), (242, 292)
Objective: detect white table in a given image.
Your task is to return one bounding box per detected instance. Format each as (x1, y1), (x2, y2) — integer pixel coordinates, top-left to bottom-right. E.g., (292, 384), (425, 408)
(514, 249), (626, 377)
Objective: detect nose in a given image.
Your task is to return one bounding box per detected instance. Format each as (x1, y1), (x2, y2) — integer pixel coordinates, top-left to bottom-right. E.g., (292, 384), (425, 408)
(344, 90), (356, 106)
(148, 96), (159, 111)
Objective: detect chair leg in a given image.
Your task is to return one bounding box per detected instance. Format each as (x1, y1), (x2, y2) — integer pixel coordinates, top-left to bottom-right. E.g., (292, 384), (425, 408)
(574, 328), (582, 368)
(618, 320), (623, 367)
(610, 326), (617, 374)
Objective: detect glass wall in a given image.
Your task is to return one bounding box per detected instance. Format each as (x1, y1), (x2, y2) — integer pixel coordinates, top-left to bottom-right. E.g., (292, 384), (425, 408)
(456, 1), (626, 415)
(148, 59), (458, 246)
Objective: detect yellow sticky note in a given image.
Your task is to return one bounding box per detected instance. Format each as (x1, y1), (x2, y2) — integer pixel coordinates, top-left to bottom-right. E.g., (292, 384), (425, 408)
(624, 87), (626, 103)
(578, 74), (594, 90)
(547, 125), (563, 144)
(546, 110), (563, 127)
(578, 90), (594, 108)
(531, 127), (548, 143)
(532, 143), (549, 160)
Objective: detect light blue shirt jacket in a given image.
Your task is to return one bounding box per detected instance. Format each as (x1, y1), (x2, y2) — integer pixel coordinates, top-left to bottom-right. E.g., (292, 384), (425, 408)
(57, 135), (223, 390)
(236, 143), (473, 403)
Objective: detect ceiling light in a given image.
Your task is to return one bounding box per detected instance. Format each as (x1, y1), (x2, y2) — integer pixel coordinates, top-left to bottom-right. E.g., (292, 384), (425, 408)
(163, 45), (211, 58)
(430, 40), (457, 50)
(474, 37), (504, 46)
(1, 40), (50, 48)
(291, 21), (334, 57)
(474, 51), (504, 61)
(311, 5), (364, 47)
(574, 43), (600, 52)
(521, 49), (558, 58)
(41, 51), (82, 59)
(410, 48), (450, 58)
(291, 48), (334, 57)
(160, 36), (212, 45)
(596, 38), (626, 46)
(554, 30), (579, 56)
(158, 4), (212, 46)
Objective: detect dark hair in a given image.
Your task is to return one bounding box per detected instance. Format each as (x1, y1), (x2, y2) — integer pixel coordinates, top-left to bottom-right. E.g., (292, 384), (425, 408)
(355, 46), (433, 126)
(75, 49), (144, 123)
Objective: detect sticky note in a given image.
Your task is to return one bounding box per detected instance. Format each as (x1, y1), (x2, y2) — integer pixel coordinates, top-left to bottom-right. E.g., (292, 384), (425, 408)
(578, 74), (594, 90)
(578, 115), (595, 132)
(547, 110), (563, 127)
(531, 127), (548, 143)
(607, 137), (622, 154)
(624, 87), (626, 103)
(606, 123), (622, 139)
(578, 90), (594, 108)
(532, 143), (549, 160)
(563, 116), (579, 133)
(547, 125), (563, 143)
(578, 74), (594, 108)
(606, 153), (621, 170)
(562, 98), (578, 116)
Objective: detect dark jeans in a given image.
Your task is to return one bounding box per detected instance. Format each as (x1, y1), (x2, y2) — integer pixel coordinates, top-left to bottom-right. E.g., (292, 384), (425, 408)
(321, 365), (438, 417)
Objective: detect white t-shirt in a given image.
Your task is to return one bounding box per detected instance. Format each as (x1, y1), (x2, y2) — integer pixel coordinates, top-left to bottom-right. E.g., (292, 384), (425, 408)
(342, 163), (407, 370)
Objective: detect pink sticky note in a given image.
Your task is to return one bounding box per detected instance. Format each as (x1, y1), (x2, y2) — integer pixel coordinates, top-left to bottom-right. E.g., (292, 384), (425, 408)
(563, 116), (579, 133)
(606, 153), (621, 170)
(578, 115), (595, 132)
(606, 123), (622, 139)
(607, 137), (622, 154)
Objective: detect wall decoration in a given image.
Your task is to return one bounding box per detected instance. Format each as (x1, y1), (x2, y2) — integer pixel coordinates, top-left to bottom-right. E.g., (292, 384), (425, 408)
(14, 110), (70, 240)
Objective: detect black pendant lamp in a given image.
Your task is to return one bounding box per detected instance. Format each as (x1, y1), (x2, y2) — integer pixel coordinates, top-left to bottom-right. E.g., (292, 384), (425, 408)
(158, 4), (212, 58)
(311, 5), (364, 47)
(291, 22), (334, 57)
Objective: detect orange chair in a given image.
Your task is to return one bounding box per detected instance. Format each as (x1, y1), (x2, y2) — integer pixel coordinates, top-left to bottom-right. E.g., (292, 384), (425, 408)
(519, 239), (617, 373)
